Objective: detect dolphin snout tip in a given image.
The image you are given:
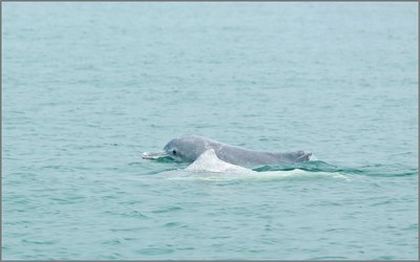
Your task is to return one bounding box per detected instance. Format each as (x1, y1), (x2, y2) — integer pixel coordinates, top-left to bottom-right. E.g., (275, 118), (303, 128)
(142, 151), (169, 160)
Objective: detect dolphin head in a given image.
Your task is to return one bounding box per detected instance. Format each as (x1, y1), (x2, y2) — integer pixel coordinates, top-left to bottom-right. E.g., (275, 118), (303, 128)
(142, 135), (212, 162)
(163, 135), (209, 162)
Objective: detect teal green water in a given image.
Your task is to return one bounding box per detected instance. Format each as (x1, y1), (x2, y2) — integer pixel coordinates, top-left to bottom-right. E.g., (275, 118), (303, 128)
(3, 2), (418, 260)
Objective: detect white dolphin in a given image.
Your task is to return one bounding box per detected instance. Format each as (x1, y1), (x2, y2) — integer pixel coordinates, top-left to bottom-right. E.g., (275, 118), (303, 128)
(143, 135), (312, 168)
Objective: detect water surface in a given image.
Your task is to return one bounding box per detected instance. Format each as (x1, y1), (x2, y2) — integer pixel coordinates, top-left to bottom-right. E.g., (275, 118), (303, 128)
(3, 2), (418, 260)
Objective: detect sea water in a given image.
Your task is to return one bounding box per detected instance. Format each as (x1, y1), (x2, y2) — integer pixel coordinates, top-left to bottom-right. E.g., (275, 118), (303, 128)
(2, 2), (418, 260)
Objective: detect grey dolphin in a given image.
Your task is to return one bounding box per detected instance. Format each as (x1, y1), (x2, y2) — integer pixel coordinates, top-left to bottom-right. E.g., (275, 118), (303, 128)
(142, 135), (312, 167)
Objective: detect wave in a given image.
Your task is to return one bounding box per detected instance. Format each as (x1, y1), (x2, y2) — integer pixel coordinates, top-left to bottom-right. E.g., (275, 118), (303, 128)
(252, 161), (417, 178)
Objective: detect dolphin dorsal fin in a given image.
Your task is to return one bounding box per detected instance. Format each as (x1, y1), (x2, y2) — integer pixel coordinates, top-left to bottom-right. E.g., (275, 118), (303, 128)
(186, 149), (250, 173)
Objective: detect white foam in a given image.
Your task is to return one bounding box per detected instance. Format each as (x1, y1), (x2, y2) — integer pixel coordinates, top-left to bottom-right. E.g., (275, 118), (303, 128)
(166, 169), (348, 182)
